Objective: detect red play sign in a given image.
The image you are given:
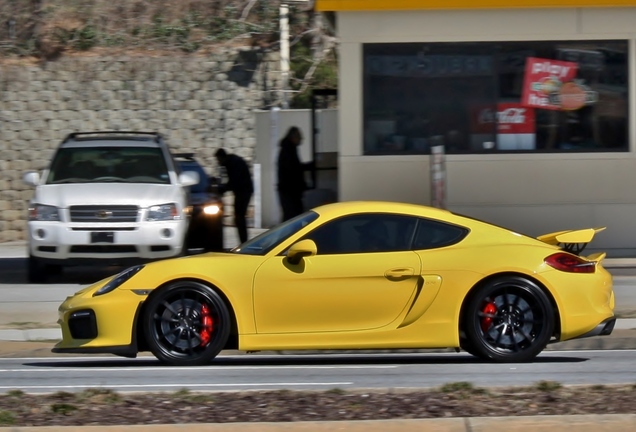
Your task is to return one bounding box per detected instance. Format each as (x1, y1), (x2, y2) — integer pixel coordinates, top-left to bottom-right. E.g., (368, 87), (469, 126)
(522, 57), (578, 110)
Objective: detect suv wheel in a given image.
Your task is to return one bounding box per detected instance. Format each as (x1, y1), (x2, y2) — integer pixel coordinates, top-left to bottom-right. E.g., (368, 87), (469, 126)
(27, 256), (62, 283)
(27, 255), (47, 283)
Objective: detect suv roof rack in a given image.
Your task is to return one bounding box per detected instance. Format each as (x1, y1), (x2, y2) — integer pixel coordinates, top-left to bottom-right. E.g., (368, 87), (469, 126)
(63, 131), (163, 143)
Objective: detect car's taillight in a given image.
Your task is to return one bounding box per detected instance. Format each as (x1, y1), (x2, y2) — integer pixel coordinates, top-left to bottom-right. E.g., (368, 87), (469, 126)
(545, 252), (596, 273)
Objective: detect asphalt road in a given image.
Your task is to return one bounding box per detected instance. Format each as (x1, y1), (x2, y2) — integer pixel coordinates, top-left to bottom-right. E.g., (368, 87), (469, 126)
(0, 350), (635, 394)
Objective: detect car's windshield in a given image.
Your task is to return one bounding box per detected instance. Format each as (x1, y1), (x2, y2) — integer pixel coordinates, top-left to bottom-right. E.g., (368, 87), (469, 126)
(46, 146), (170, 184)
(233, 211), (320, 256)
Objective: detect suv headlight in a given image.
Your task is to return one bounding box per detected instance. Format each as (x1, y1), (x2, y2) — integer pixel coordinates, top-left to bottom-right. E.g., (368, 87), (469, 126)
(93, 265), (144, 297)
(28, 204), (60, 221)
(146, 203), (180, 221)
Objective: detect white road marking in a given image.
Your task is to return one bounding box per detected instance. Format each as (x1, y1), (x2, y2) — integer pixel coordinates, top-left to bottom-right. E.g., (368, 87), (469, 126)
(0, 365), (397, 373)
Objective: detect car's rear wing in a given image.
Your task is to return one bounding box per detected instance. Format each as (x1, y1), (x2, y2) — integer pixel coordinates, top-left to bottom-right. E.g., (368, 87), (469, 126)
(537, 227), (606, 258)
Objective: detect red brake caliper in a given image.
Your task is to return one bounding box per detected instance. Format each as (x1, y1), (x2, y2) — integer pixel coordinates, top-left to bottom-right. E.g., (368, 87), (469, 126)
(481, 302), (497, 332)
(200, 305), (214, 346)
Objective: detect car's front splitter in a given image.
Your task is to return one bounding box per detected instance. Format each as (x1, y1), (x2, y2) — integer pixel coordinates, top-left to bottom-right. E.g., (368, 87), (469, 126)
(52, 344), (138, 358)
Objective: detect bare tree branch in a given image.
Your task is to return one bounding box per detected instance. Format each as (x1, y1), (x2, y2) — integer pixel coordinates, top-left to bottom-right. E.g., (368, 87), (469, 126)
(240, 0), (259, 22)
(297, 37), (336, 94)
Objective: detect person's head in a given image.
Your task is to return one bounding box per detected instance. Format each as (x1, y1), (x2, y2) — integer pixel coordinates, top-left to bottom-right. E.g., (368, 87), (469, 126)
(215, 148), (228, 166)
(283, 126), (302, 146)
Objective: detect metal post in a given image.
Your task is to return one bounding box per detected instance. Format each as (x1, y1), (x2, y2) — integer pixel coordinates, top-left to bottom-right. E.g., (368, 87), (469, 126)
(280, 4), (290, 109)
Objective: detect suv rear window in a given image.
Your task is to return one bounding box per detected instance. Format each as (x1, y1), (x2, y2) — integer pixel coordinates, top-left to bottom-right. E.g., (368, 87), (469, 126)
(47, 147), (169, 184)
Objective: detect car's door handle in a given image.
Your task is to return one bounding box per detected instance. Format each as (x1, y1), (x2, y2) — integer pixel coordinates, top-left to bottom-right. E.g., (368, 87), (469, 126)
(384, 268), (415, 280)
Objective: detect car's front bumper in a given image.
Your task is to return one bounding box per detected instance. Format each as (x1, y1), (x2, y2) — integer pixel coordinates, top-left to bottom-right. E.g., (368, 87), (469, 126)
(28, 220), (186, 263)
(52, 283), (146, 357)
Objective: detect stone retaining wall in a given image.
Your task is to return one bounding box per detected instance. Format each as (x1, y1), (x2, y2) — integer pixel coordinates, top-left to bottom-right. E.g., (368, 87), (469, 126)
(0, 48), (281, 242)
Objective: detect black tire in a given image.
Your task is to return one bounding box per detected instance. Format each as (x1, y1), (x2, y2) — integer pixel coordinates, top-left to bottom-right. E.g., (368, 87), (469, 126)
(459, 339), (486, 359)
(27, 255), (48, 283)
(463, 276), (554, 363)
(143, 281), (231, 366)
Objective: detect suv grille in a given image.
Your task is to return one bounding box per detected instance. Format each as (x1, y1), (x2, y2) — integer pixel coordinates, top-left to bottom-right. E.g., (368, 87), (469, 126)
(70, 205), (139, 223)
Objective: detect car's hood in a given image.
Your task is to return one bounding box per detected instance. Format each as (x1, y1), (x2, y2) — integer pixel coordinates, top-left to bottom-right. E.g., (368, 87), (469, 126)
(34, 183), (184, 208)
(114, 252), (266, 297)
(189, 191), (222, 206)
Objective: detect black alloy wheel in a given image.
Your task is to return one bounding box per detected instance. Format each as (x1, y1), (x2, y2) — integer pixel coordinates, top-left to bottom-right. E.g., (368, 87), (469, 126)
(143, 281), (231, 366)
(464, 276), (554, 363)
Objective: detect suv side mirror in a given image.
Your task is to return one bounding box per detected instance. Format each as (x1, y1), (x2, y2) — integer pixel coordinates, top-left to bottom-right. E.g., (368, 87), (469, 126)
(23, 171), (40, 186)
(286, 239), (317, 265)
(179, 171), (199, 187)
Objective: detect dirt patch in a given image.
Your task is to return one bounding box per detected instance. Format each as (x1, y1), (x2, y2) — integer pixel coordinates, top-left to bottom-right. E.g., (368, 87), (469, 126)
(0, 384), (635, 427)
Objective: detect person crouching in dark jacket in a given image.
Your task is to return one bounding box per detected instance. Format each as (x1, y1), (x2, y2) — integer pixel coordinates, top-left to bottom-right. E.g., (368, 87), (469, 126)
(215, 148), (254, 244)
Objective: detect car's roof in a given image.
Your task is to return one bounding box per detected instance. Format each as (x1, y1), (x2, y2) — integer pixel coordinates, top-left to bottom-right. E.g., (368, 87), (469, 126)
(312, 201), (454, 220)
(59, 140), (162, 149)
(59, 131), (165, 148)
(310, 201), (543, 248)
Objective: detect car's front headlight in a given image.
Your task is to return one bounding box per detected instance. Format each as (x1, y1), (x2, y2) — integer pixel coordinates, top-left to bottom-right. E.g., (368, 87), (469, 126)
(146, 203), (180, 221)
(93, 265), (144, 297)
(203, 204), (221, 215)
(28, 204), (60, 221)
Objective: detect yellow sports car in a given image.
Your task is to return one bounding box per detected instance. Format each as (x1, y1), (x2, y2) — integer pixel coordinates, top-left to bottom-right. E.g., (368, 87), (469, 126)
(53, 201), (615, 366)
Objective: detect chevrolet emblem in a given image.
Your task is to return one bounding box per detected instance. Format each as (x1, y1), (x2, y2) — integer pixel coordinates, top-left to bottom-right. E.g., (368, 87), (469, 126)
(96, 210), (113, 220)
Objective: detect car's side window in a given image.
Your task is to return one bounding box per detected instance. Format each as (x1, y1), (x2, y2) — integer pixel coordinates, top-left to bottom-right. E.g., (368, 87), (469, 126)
(304, 214), (417, 255)
(412, 218), (469, 250)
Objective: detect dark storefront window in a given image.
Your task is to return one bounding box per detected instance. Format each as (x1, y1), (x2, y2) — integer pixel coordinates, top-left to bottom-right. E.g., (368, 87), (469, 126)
(363, 40), (628, 155)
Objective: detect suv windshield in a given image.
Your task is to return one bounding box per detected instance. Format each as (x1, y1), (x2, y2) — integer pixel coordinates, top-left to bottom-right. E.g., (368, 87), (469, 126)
(46, 146), (170, 184)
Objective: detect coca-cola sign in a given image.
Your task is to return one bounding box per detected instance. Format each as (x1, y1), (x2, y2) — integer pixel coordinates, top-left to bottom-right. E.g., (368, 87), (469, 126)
(470, 103), (535, 134)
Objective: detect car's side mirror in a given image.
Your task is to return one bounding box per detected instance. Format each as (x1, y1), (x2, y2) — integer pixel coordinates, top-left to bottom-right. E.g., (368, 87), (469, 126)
(179, 171), (199, 187)
(23, 171), (40, 186)
(286, 239), (317, 265)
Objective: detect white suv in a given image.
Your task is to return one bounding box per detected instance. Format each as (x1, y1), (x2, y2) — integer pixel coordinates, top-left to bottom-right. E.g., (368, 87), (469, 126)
(22, 131), (199, 283)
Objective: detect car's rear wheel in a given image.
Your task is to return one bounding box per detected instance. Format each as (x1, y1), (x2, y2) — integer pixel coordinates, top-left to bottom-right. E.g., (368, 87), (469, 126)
(143, 281), (231, 366)
(464, 276), (554, 363)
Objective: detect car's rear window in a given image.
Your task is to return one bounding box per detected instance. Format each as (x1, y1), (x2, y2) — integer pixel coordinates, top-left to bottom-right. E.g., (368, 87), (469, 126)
(46, 147), (170, 184)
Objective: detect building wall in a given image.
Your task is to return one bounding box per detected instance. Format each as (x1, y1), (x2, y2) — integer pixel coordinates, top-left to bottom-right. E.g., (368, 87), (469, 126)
(338, 7), (636, 255)
(0, 49), (281, 242)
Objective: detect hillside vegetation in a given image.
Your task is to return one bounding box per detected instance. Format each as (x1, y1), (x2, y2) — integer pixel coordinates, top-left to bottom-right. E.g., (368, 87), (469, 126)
(0, 0), (337, 107)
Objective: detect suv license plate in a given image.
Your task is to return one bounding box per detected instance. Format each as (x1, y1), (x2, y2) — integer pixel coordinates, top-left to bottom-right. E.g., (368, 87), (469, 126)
(91, 232), (115, 243)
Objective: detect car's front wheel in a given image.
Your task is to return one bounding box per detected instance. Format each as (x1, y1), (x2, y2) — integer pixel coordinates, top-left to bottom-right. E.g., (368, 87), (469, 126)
(143, 281), (231, 366)
(463, 276), (554, 363)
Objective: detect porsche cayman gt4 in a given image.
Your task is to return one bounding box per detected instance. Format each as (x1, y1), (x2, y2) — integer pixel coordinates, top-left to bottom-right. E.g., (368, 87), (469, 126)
(53, 201), (615, 366)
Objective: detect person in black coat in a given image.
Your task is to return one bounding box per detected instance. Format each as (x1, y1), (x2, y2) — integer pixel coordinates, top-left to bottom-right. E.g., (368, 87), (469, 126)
(215, 148), (254, 244)
(277, 127), (313, 222)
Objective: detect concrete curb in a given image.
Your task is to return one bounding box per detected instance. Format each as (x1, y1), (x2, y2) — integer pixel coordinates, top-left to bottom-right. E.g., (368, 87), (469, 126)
(1, 415), (636, 431)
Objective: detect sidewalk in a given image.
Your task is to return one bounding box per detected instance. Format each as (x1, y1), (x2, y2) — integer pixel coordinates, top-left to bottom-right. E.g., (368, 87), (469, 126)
(2, 414), (636, 431)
